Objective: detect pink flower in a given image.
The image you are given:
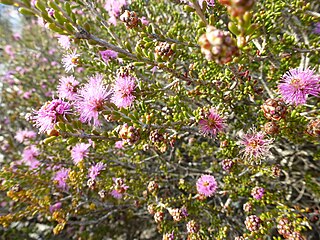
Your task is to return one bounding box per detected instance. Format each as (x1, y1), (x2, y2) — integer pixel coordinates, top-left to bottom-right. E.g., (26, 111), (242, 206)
(88, 162), (106, 180)
(22, 145), (40, 169)
(111, 75), (136, 108)
(196, 174), (218, 197)
(140, 16), (149, 25)
(15, 130), (36, 143)
(104, 0), (128, 25)
(33, 99), (71, 133)
(199, 108), (226, 136)
(115, 140), (124, 149)
(12, 33), (21, 41)
(75, 74), (112, 126)
(46, 8), (55, 17)
(278, 68), (320, 106)
(57, 76), (79, 100)
(53, 168), (69, 190)
(110, 178), (129, 199)
(251, 187), (265, 200)
(4, 45), (14, 58)
(100, 50), (118, 64)
(58, 35), (71, 49)
(71, 143), (91, 164)
(62, 50), (79, 72)
(240, 130), (273, 159)
(49, 202), (62, 213)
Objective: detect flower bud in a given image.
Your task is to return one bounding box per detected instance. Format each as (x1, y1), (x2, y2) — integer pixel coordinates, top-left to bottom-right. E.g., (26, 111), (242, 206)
(198, 26), (239, 64)
(119, 123), (140, 144)
(245, 215), (261, 232)
(155, 42), (174, 59)
(306, 119), (320, 137)
(243, 202), (252, 212)
(187, 220), (200, 233)
(120, 10), (139, 28)
(154, 211), (164, 223)
(263, 122), (279, 135)
(147, 181), (159, 193)
(168, 208), (183, 222)
(261, 98), (287, 121)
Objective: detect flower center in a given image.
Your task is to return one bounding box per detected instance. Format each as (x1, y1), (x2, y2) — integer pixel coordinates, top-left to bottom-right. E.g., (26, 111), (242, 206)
(71, 57), (79, 65)
(92, 99), (104, 111)
(248, 139), (259, 148)
(290, 78), (303, 89)
(207, 118), (217, 128)
(203, 181), (209, 187)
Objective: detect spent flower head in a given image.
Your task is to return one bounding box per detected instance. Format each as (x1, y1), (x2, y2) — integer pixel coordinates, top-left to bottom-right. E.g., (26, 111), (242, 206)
(110, 177), (129, 199)
(240, 129), (273, 160)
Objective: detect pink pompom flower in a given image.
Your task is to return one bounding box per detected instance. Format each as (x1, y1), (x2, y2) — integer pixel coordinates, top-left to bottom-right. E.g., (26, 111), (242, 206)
(53, 168), (70, 190)
(57, 76), (79, 101)
(196, 174), (218, 197)
(62, 50), (80, 73)
(75, 74), (112, 126)
(111, 75), (136, 108)
(33, 99), (71, 133)
(22, 145), (40, 169)
(58, 35), (71, 50)
(71, 143), (91, 165)
(278, 67), (320, 106)
(15, 129), (36, 143)
(100, 49), (118, 64)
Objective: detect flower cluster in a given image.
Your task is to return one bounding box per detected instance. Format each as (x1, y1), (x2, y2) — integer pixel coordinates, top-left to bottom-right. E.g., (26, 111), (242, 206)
(251, 186), (265, 200)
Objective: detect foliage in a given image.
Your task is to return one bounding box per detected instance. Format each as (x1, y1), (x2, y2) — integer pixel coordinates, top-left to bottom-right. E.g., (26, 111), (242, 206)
(0, 0), (320, 239)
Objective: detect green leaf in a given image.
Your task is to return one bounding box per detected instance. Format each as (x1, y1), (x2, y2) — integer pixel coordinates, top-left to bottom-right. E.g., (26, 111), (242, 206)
(18, 8), (35, 16)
